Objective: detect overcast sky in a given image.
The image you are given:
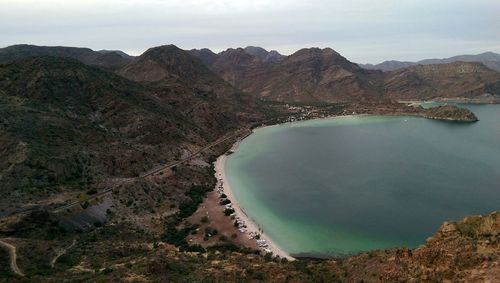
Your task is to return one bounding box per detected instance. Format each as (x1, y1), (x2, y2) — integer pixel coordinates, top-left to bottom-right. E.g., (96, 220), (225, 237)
(1, 0), (499, 63)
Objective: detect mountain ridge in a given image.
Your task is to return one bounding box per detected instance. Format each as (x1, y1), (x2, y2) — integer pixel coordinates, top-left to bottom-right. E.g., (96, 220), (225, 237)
(0, 44), (134, 70)
(361, 51), (500, 72)
(2, 44), (499, 103)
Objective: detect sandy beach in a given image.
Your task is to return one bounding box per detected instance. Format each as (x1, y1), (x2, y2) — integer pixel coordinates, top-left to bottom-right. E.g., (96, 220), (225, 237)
(210, 115), (365, 260)
(214, 153), (295, 261)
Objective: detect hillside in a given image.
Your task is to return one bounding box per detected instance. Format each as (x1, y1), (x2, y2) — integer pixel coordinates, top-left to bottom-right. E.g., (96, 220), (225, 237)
(361, 60), (415, 72)
(246, 47), (384, 102)
(0, 44), (133, 70)
(0, 55), (268, 211)
(4, 208), (498, 281)
(118, 45), (219, 84)
(361, 51), (500, 72)
(0, 56), (191, 208)
(5, 45), (498, 104)
(243, 46), (285, 63)
(192, 47), (385, 103)
(384, 62), (500, 100)
(193, 46), (500, 103)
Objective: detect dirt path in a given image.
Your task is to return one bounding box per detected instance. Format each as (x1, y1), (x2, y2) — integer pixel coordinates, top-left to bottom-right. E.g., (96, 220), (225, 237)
(186, 190), (259, 249)
(51, 129), (250, 213)
(141, 128), (250, 178)
(0, 238), (24, 277)
(51, 239), (77, 268)
(1, 128), (250, 220)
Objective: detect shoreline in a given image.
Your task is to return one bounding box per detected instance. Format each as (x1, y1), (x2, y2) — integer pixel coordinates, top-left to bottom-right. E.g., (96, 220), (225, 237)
(213, 114), (366, 261)
(210, 108), (480, 260)
(214, 154), (295, 261)
(212, 114), (407, 261)
(251, 114), (369, 133)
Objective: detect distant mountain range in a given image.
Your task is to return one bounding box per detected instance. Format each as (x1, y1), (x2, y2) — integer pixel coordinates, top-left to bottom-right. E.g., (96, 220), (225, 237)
(189, 46), (500, 103)
(1, 44), (499, 104)
(0, 44), (134, 71)
(360, 52), (500, 72)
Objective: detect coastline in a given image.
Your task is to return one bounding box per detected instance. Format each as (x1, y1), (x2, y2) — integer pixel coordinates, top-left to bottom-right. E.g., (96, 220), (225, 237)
(210, 108), (480, 260)
(212, 114), (389, 261)
(214, 153), (295, 261)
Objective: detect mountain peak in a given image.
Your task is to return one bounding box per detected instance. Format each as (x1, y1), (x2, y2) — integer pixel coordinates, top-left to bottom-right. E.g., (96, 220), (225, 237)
(362, 51), (500, 72)
(189, 48), (218, 66)
(243, 46), (284, 63)
(118, 44), (216, 83)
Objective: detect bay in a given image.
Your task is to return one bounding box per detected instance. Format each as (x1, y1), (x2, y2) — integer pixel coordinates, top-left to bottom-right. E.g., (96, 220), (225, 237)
(225, 105), (500, 257)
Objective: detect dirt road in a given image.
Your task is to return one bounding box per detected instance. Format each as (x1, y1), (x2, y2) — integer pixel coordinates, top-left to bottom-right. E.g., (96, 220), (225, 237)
(0, 238), (24, 276)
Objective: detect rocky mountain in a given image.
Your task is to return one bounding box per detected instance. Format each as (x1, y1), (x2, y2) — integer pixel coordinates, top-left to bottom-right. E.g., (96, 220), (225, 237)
(361, 60), (415, 72)
(4, 45), (499, 104)
(97, 49), (134, 59)
(188, 48), (218, 66)
(361, 51), (500, 72)
(191, 47), (385, 103)
(0, 44), (133, 70)
(0, 56), (186, 203)
(188, 47), (286, 94)
(188, 46), (500, 103)
(118, 45), (219, 84)
(245, 47), (384, 102)
(190, 47), (500, 103)
(383, 62), (500, 100)
(0, 55), (267, 210)
(205, 48), (274, 90)
(243, 46), (285, 63)
(118, 45), (251, 101)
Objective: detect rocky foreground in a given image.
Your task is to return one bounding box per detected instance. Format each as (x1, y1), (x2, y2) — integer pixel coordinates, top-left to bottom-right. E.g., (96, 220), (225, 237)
(3, 210), (496, 282)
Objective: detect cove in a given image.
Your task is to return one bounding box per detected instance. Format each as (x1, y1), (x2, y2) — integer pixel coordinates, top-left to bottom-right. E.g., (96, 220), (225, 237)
(225, 105), (500, 257)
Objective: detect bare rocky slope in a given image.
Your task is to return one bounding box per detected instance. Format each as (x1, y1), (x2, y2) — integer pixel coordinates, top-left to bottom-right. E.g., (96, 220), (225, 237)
(4, 44), (499, 104)
(191, 47), (500, 103)
(384, 61), (500, 101)
(361, 51), (500, 72)
(191, 47), (385, 103)
(0, 44), (133, 71)
(0, 55), (268, 211)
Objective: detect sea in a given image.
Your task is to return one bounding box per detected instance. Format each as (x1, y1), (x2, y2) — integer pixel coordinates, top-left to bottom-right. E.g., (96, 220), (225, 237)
(225, 104), (500, 257)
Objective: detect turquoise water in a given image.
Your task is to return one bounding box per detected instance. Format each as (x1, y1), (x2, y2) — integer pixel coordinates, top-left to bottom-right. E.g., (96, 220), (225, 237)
(225, 105), (500, 257)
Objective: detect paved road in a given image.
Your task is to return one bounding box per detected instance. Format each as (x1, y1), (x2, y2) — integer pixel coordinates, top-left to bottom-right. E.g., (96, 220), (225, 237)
(0, 238), (24, 277)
